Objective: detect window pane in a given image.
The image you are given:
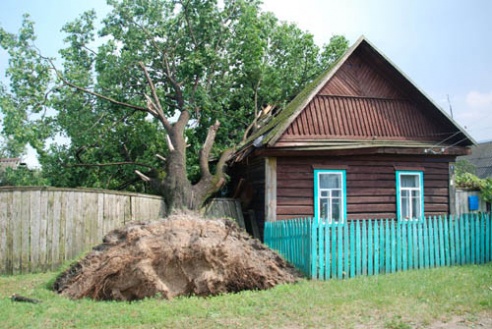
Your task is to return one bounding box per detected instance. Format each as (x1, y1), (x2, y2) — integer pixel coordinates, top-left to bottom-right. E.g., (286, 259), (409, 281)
(402, 194), (410, 218)
(332, 198), (341, 221)
(320, 173), (340, 189)
(412, 196), (421, 217)
(401, 174), (418, 188)
(320, 198), (329, 219)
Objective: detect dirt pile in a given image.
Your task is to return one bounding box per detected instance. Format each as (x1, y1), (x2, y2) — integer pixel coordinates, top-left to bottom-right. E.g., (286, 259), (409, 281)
(53, 213), (301, 301)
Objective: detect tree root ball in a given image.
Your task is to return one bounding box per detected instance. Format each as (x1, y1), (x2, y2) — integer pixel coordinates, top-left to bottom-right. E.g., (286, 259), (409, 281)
(53, 213), (302, 301)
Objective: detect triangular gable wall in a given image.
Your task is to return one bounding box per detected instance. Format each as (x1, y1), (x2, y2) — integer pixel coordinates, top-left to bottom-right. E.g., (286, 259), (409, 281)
(319, 47), (407, 99)
(277, 43), (460, 144)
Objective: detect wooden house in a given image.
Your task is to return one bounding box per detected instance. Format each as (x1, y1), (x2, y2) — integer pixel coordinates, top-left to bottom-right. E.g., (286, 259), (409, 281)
(230, 37), (474, 238)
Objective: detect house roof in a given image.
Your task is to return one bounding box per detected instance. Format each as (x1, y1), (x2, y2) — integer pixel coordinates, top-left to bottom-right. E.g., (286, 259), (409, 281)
(458, 141), (492, 178)
(0, 158), (21, 170)
(234, 36), (475, 161)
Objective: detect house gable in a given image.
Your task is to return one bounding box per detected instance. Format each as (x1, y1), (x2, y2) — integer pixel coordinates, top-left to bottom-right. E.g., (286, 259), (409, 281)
(235, 37), (474, 159)
(275, 39), (472, 149)
(319, 46), (406, 98)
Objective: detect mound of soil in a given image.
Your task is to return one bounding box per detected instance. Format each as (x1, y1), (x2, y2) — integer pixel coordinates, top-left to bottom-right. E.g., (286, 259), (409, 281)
(53, 213), (301, 301)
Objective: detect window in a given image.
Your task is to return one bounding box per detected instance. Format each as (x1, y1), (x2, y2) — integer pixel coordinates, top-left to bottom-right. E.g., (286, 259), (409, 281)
(314, 170), (346, 223)
(396, 171), (424, 220)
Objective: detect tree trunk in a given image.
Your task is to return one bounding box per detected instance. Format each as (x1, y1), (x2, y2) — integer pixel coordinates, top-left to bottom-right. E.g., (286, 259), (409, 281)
(161, 129), (193, 212)
(160, 123), (232, 214)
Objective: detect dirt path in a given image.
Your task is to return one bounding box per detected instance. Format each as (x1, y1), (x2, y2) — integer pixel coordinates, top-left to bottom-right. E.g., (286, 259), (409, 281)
(426, 313), (492, 329)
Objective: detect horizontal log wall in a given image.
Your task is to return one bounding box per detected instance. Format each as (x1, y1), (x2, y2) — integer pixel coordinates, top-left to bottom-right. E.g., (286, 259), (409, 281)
(0, 187), (166, 275)
(229, 157), (266, 237)
(276, 155), (452, 220)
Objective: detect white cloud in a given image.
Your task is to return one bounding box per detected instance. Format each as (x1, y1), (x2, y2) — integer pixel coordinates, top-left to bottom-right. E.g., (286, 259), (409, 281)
(466, 90), (492, 108)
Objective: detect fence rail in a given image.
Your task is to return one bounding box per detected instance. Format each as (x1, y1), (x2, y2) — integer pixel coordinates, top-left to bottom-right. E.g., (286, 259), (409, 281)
(264, 214), (492, 279)
(0, 187), (166, 275)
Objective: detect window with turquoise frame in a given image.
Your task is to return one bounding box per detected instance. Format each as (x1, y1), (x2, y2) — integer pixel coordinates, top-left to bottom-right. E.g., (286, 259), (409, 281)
(396, 171), (424, 221)
(314, 169), (347, 223)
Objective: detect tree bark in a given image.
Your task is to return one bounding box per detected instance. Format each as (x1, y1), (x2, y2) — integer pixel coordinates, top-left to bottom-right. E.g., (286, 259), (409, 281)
(160, 121), (232, 213)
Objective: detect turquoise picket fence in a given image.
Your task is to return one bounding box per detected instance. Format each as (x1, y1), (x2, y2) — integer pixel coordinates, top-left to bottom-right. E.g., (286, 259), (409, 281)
(264, 213), (492, 279)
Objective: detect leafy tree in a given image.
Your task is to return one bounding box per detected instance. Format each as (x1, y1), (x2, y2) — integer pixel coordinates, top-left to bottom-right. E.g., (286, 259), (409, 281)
(0, 166), (49, 186)
(455, 160), (492, 204)
(454, 159), (476, 176)
(0, 0), (348, 213)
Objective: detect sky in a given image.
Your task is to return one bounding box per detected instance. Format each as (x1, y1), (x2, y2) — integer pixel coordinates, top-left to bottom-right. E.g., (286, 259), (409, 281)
(1, 0), (491, 167)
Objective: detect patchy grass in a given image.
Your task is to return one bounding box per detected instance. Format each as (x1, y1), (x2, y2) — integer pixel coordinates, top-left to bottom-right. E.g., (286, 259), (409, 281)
(0, 264), (491, 328)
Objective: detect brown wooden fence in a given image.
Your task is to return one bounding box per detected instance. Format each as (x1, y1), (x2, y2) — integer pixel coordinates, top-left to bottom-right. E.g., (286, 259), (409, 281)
(0, 187), (166, 275)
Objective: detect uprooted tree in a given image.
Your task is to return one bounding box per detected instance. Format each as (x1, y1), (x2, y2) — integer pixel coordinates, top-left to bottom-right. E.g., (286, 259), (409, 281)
(0, 0), (348, 213)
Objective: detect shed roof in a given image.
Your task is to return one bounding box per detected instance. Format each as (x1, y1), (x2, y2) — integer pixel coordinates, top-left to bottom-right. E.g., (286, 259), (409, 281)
(234, 36), (474, 161)
(458, 141), (492, 178)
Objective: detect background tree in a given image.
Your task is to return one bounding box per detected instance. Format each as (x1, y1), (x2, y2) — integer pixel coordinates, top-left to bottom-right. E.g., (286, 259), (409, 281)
(0, 0), (348, 213)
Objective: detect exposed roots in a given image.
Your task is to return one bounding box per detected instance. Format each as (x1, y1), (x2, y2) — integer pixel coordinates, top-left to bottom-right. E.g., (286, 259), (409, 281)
(53, 213), (302, 301)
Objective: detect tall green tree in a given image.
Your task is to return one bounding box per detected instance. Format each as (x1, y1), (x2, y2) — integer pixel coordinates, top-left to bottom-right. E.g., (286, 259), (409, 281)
(0, 0), (348, 213)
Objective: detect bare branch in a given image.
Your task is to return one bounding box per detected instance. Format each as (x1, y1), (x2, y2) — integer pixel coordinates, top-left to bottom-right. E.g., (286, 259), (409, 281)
(175, 108), (190, 133)
(216, 148), (234, 175)
(41, 55), (151, 114)
(156, 154), (167, 162)
(162, 54), (185, 109)
(64, 162), (154, 169)
(135, 170), (152, 182)
(138, 62), (172, 132)
(179, 0), (198, 47)
(81, 44), (98, 56)
(242, 104), (273, 142)
(144, 94), (160, 117)
(199, 120), (220, 177)
(166, 134), (175, 152)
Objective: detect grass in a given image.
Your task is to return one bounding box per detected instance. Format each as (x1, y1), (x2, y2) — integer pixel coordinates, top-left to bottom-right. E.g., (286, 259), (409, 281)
(0, 264), (491, 329)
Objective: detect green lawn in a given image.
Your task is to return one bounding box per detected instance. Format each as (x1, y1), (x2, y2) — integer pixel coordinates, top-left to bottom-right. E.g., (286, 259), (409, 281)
(0, 264), (491, 329)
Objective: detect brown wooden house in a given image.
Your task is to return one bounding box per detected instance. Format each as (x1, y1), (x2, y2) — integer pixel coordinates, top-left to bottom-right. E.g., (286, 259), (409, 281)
(230, 37), (474, 238)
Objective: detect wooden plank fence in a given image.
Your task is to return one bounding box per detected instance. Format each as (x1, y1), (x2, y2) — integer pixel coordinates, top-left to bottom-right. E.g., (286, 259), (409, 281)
(0, 187), (166, 275)
(264, 213), (492, 279)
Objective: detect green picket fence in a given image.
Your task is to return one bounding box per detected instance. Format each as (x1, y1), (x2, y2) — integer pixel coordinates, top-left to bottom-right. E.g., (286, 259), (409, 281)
(264, 213), (492, 279)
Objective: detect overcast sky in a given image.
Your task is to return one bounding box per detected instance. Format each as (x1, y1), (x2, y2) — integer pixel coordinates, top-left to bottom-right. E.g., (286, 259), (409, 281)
(1, 0), (491, 166)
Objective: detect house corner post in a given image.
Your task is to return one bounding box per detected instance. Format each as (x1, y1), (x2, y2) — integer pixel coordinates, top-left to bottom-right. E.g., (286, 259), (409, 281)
(449, 163), (456, 216)
(265, 157), (277, 222)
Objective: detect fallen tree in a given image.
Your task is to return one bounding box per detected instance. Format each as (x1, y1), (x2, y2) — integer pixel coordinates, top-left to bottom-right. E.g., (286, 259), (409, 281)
(0, 1), (348, 213)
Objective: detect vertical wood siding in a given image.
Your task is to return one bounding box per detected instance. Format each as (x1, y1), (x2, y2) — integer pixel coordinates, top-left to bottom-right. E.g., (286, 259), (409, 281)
(280, 96), (452, 143)
(276, 155), (452, 220)
(0, 187), (165, 275)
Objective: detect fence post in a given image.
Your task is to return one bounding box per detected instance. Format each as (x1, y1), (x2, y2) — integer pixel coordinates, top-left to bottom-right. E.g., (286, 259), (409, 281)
(350, 221), (355, 278)
(335, 223), (341, 279)
(311, 216), (318, 279)
(343, 222), (349, 278)
(368, 220), (373, 276)
(486, 213), (492, 262)
(374, 220), (380, 275)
